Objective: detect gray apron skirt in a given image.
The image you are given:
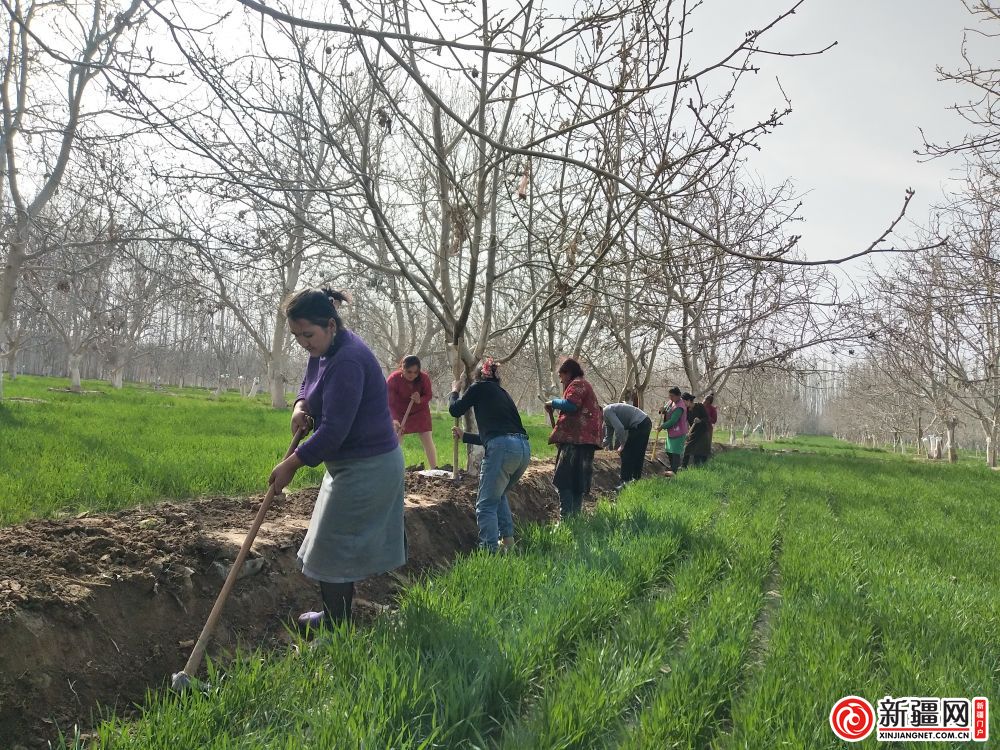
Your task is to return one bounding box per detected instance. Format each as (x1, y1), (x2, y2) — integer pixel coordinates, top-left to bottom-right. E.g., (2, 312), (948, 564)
(297, 446), (406, 583)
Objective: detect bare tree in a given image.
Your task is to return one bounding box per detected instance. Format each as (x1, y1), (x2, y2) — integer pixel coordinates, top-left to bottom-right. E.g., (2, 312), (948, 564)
(0, 0), (163, 399)
(921, 1), (1000, 169)
(862, 177), (999, 466)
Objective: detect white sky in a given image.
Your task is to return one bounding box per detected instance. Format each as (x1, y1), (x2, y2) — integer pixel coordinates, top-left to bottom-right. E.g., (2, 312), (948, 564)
(687, 0), (978, 265)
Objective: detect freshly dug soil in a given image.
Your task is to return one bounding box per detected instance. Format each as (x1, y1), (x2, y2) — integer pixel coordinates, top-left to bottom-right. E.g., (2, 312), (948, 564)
(0, 453), (639, 747)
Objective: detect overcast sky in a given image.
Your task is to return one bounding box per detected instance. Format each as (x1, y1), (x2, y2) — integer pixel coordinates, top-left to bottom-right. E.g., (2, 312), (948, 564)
(687, 0), (979, 265)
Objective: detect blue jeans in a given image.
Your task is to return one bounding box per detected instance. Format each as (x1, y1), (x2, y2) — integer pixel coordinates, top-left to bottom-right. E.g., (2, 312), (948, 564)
(477, 434), (531, 550)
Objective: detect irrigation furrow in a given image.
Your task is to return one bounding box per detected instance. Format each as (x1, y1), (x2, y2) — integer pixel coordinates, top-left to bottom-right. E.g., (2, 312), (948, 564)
(495, 501), (733, 749)
(600, 486), (781, 750)
(718, 461), (882, 749)
(710, 521), (785, 748)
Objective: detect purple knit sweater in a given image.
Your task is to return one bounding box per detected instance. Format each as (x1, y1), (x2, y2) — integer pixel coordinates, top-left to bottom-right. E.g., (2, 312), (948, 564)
(294, 329), (398, 466)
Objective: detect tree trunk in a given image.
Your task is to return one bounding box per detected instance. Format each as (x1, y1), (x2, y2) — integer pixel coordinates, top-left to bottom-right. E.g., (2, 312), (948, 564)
(634, 383), (647, 411)
(982, 417), (999, 468)
(68, 353), (84, 393)
(0, 239), (28, 402)
(269, 358), (288, 408)
(946, 419), (958, 463)
(0, 349), (14, 390)
(107, 352), (127, 389)
(916, 413), (925, 457)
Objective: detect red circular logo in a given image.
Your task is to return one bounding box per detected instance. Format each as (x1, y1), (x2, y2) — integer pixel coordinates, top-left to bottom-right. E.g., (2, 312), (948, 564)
(830, 696), (875, 742)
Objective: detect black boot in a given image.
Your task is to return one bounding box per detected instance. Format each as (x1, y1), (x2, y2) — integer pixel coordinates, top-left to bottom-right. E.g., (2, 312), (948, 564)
(320, 580), (355, 627)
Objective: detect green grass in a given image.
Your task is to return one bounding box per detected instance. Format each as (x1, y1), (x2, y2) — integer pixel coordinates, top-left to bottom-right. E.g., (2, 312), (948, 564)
(57, 436), (998, 749)
(0, 375), (556, 526)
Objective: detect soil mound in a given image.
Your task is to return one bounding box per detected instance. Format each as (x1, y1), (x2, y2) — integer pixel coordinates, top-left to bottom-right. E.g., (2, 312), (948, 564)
(0, 454), (634, 747)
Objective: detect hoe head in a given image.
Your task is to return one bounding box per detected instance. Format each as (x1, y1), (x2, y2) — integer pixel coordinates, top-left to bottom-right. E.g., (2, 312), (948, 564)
(171, 670), (209, 693)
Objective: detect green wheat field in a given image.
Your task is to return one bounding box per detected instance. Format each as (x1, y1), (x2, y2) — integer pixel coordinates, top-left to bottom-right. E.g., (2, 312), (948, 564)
(0, 376), (556, 526)
(2, 377), (996, 748)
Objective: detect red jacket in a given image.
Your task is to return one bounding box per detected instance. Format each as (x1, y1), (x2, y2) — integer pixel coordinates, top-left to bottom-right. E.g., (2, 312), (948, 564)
(386, 370), (433, 434)
(548, 377), (603, 447)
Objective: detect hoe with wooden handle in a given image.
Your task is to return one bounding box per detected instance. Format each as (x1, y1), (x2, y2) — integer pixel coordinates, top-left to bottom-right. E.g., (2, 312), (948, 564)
(648, 428), (661, 463)
(538, 394), (556, 428)
(396, 398), (415, 438)
(452, 415), (461, 481)
(171, 427), (306, 691)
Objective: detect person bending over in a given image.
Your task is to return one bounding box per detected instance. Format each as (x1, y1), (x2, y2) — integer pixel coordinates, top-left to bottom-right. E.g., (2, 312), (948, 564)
(603, 402), (653, 489)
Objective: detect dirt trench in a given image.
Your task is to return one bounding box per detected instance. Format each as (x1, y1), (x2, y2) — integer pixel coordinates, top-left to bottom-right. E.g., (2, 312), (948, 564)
(0, 455), (629, 748)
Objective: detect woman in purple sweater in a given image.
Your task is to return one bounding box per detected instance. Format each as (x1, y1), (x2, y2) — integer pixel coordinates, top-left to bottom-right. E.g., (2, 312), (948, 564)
(268, 288), (405, 629)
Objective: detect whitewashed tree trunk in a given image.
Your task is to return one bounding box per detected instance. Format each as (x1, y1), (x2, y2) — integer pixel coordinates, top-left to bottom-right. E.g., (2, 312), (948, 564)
(986, 424), (998, 469)
(946, 419), (958, 463)
(268, 356), (287, 408)
(0, 240), (27, 402)
(68, 353), (84, 393)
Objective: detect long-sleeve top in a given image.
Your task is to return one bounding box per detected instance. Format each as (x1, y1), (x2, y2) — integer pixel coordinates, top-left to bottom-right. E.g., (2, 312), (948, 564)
(294, 329), (399, 466)
(549, 398), (577, 412)
(448, 380), (527, 446)
(386, 370), (433, 433)
(603, 403), (650, 448)
(548, 376), (603, 447)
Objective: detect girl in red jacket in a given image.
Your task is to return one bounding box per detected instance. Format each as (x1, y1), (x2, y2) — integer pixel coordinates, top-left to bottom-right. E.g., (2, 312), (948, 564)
(386, 355), (437, 469)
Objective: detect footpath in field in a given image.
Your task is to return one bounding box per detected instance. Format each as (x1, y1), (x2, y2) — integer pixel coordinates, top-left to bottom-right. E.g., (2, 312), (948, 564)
(53, 440), (998, 750)
(0, 456), (622, 747)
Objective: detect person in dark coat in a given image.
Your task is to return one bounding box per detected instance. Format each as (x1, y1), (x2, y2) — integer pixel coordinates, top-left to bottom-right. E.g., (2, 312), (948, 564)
(682, 393), (713, 467)
(449, 358), (531, 553)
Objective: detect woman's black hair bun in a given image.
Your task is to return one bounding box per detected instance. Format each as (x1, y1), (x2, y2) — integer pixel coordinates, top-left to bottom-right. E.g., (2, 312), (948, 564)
(322, 288), (351, 304)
